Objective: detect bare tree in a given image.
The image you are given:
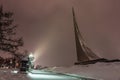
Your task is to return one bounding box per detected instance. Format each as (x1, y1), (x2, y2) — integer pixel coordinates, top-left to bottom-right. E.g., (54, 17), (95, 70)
(0, 5), (24, 59)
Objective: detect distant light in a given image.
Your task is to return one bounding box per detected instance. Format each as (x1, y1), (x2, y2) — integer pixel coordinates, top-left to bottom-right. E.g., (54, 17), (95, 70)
(11, 70), (18, 74)
(4, 71), (7, 73)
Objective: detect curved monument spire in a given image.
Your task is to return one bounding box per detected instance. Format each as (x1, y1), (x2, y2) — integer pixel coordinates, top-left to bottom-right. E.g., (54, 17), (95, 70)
(72, 8), (100, 62)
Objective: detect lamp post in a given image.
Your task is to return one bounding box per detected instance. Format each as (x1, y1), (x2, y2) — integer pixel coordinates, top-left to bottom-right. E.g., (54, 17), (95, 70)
(28, 53), (34, 71)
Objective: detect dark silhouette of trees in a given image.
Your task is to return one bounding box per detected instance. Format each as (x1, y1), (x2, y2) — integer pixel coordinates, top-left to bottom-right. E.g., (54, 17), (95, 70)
(0, 5), (24, 59)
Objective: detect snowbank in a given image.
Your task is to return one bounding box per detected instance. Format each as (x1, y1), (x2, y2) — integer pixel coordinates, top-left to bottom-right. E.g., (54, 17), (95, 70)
(53, 62), (120, 80)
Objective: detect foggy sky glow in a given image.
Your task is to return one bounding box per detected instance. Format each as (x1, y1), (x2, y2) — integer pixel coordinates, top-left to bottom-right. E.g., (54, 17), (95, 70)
(1, 0), (120, 66)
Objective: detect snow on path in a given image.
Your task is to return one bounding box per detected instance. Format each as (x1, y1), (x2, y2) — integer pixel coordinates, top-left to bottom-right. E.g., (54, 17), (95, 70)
(53, 62), (120, 80)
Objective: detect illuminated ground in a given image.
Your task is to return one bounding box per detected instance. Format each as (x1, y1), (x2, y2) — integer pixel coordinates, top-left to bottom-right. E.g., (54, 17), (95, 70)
(27, 70), (95, 80)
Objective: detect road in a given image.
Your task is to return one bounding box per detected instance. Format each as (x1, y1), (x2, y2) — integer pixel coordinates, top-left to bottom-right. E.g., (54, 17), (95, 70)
(27, 70), (95, 80)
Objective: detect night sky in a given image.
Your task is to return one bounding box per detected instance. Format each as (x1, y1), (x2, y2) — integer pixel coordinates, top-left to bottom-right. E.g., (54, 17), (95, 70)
(1, 0), (120, 66)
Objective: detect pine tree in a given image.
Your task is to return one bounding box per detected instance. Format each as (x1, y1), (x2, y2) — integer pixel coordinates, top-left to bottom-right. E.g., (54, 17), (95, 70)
(0, 5), (23, 58)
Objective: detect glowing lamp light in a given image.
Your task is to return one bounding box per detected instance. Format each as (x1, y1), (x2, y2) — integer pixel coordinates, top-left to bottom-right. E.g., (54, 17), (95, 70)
(29, 53), (34, 58)
(28, 53), (35, 70)
(29, 53), (35, 62)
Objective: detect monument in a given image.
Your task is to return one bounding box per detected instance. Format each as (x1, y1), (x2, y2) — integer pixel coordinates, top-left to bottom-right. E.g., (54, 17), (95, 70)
(72, 8), (100, 64)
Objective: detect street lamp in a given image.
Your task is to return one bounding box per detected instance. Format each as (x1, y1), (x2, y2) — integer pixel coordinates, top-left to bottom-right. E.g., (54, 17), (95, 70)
(28, 53), (34, 71)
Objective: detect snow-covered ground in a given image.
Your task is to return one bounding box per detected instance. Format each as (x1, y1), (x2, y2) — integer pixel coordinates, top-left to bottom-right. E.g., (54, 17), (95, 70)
(0, 69), (30, 80)
(0, 62), (120, 80)
(52, 62), (120, 80)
